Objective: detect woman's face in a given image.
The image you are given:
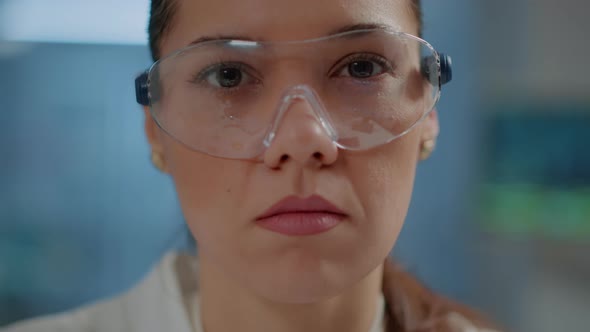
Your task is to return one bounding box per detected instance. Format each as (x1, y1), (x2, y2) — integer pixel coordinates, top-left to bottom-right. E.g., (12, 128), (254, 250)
(146, 0), (439, 303)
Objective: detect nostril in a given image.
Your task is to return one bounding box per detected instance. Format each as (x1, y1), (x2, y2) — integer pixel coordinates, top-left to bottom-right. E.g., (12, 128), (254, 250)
(313, 152), (323, 160)
(280, 155), (289, 163)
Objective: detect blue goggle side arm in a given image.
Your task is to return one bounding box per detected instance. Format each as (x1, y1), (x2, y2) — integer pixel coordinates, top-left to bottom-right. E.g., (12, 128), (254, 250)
(135, 71), (150, 106)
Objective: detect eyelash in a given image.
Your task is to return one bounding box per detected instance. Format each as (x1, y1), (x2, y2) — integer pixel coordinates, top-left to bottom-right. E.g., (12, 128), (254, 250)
(192, 62), (256, 82)
(330, 53), (395, 78)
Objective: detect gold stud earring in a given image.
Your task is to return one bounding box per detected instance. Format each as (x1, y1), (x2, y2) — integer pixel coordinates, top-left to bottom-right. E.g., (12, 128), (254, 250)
(419, 139), (436, 161)
(151, 150), (167, 173)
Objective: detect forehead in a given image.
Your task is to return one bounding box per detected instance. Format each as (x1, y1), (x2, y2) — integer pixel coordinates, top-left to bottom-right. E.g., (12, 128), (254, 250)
(162, 0), (416, 57)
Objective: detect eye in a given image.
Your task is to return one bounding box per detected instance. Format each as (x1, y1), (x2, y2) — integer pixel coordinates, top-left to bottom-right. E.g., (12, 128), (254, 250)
(345, 60), (382, 78)
(196, 62), (259, 89)
(333, 54), (393, 79)
(212, 66), (243, 87)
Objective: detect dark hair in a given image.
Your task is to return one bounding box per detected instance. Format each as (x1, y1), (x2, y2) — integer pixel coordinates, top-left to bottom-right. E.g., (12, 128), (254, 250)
(382, 259), (499, 331)
(148, 0), (422, 62)
(148, 0), (178, 61)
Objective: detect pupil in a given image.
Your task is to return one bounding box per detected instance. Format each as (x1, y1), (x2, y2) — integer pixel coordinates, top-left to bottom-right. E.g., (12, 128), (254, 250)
(349, 61), (374, 78)
(218, 67), (242, 87)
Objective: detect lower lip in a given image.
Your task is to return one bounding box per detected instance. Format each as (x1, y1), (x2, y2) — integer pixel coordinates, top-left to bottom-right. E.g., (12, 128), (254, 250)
(256, 212), (344, 236)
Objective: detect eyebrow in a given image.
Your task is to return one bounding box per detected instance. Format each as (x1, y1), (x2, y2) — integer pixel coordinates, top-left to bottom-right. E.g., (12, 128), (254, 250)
(188, 22), (393, 46)
(190, 35), (254, 45)
(328, 22), (392, 35)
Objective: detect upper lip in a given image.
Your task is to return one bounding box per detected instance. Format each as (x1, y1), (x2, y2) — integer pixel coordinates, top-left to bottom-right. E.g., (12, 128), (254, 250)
(256, 195), (347, 220)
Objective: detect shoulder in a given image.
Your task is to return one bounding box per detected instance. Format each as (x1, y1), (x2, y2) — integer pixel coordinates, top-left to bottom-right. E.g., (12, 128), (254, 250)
(0, 252), (195, 332)
(382, 258), (504, 332)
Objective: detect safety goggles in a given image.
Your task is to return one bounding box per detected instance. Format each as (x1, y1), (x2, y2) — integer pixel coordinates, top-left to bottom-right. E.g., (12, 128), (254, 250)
(135, 28), (452, 160)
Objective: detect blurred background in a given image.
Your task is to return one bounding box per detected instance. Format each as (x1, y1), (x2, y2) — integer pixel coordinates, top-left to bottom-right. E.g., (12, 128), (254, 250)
(0, 0), (588, 331)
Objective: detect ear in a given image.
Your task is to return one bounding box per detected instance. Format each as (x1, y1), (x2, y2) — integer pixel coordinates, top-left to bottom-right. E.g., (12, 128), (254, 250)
(143, 106), (165, 153)
(417, 110), (440, 161)
(420, 109), (440, 142)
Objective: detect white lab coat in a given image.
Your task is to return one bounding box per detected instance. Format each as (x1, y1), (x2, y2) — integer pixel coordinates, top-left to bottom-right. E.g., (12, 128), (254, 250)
(1, 252), (498, 332)
(1, 252), (390, 332)
(1, 253), (199, 332)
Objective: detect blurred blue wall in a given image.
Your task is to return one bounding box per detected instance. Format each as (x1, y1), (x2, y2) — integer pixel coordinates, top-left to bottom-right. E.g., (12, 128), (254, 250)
(0, 43), (187, 324)
(397, 0), (483, 305)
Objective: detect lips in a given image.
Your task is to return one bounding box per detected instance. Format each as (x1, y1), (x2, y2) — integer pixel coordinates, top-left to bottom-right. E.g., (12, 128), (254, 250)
(255, 195), (347, 236)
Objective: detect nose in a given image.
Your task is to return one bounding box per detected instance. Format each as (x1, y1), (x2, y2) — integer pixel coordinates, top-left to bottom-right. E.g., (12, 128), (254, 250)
(263, 91), (338, 169)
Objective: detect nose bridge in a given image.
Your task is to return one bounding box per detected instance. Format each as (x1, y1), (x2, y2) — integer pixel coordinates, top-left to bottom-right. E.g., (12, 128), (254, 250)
(263, 84), (337, 147)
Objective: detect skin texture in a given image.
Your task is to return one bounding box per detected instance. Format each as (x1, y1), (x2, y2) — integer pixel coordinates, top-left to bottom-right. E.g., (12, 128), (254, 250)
(144, 1), (440, 331)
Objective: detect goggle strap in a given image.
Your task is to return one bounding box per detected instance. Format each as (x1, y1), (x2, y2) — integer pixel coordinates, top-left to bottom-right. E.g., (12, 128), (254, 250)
(135, 71), (149, 106)
(439, 53), (453, 85)
(420, 53), (453, 86)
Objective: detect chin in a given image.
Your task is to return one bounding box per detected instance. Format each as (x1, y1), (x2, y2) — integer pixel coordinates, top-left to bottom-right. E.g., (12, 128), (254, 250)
(243, 248), (381, 304)
(252, 270), (351, 304)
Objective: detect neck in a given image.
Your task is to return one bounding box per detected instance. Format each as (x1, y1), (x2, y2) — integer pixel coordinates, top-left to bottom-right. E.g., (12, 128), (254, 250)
(198, 256), (384, 332)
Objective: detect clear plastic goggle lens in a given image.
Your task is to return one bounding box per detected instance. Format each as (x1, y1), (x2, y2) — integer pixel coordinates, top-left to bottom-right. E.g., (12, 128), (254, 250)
(146, 29), (442, 160)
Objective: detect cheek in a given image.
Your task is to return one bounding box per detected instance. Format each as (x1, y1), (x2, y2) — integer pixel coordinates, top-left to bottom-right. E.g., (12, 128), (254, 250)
(348, 133), (419, 244)
(164, 141), (251, 245)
